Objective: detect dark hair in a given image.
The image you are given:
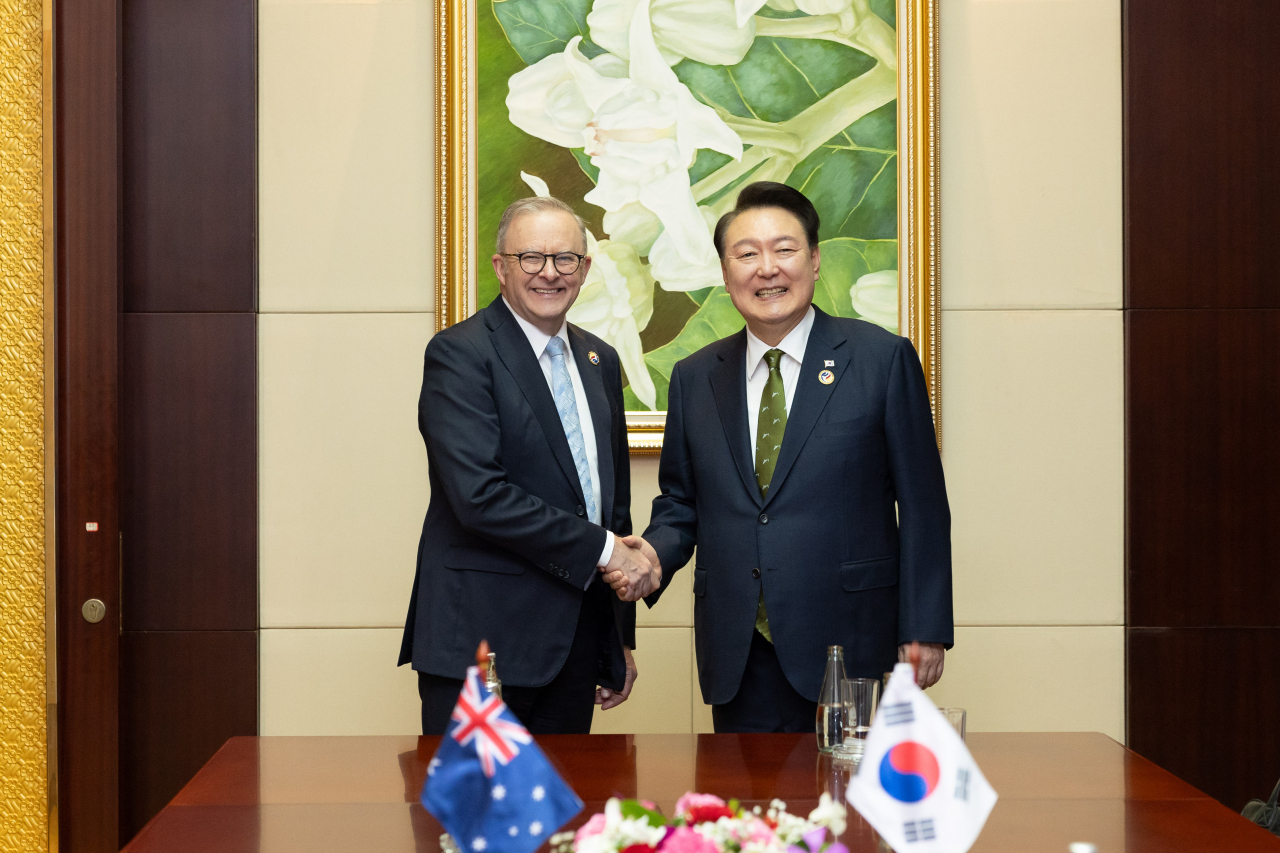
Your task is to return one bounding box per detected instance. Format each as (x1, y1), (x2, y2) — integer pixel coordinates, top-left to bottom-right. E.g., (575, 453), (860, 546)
(712, 181), (821, 259)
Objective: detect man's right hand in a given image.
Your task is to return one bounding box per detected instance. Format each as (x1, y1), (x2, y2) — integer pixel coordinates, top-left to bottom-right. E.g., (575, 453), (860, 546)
(600, 536), (661, 602)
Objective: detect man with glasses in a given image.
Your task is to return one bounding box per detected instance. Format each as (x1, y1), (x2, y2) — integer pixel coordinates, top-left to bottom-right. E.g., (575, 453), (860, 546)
(399, 196), (660, 734)
(637, 182), (953, 732)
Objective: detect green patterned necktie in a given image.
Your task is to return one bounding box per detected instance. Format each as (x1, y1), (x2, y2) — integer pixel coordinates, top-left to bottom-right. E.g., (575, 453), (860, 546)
(754, 348), (787, 642)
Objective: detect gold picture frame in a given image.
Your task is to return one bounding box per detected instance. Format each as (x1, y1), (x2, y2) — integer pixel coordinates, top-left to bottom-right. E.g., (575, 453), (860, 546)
(435, 0), (941, 452)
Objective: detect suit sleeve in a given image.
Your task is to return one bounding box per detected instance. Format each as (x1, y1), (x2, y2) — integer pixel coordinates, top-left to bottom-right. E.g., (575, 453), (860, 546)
(419, 333), (607, 588)
(607, 349), (637, 649)
(642, 360), (699, 607)
(886, 336), (954, 648)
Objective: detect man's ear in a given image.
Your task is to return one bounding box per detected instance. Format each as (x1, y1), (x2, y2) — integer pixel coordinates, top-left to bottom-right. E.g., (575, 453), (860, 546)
(811, 245), (821, 279)
(491, 254), (508, 286)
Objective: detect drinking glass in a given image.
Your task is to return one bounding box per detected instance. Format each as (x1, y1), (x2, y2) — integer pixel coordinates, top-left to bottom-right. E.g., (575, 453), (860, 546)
(831, 678), (879, 762)
(939, 707), (967, 741)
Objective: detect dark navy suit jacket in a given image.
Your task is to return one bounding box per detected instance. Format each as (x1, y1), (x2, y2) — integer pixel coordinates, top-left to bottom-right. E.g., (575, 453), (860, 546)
(643, 307), (952, 704)
(398, 297), (635, 691)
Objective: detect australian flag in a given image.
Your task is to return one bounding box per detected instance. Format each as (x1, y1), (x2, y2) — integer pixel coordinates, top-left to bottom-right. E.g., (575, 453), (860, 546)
(422, 666), (583, 853)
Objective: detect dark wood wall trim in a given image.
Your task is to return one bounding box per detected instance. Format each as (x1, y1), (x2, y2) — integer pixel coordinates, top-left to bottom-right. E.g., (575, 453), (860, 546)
(1125, 0), (1280, 813)
(55, 0), (122, 847)
(117, 0), (258, 843)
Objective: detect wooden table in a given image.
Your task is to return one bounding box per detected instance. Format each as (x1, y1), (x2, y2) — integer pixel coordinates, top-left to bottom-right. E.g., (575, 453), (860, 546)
(121, 733), (1279, 852)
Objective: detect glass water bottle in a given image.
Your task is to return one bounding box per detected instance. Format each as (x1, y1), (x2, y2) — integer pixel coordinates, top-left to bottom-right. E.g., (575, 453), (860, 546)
(816, 645), (848, 753)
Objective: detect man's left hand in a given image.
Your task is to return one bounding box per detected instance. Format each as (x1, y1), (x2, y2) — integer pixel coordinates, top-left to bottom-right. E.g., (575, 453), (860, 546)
(899, 642), (945, 689)
(596, 646), (637, 710)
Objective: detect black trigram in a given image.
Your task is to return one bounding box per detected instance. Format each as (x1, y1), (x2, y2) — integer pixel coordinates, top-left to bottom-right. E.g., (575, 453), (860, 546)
(955, 767), (970, 801)
(882, 702), (914, 725)
(903, 819), (936, 843)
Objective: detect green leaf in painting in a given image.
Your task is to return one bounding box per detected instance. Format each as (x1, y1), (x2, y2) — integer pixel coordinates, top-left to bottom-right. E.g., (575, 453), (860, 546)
(675, 36), (877, 124)
(813, 237), (897, 318)
(492, 0), (591, 65)
(642, 287), (744, 409)
(789, 101), (897, 242)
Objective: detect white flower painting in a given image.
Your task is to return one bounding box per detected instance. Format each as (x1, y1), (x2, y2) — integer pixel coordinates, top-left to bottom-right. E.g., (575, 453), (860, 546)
(480, 0), (901, 410)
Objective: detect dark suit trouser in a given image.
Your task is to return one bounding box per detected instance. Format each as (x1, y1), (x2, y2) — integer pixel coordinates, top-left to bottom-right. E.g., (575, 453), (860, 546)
(418, 581), (610, 735)
(711, 629), (818, 733)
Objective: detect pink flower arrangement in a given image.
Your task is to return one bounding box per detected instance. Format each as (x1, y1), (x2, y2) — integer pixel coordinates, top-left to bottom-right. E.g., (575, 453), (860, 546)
(552, 792), (848, 853)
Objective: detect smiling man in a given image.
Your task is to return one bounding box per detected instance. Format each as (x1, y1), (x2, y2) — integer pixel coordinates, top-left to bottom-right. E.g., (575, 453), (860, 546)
(399, 196), (660, 735)
(637, 182), (953, 732)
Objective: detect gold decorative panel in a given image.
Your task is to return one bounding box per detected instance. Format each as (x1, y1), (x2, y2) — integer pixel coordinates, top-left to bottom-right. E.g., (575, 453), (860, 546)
(0, 0), (49, 849)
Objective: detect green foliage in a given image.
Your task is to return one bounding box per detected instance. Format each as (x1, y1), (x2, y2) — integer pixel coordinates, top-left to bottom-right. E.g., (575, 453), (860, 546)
(619, 800), (667, 827)
(640, 287), (745, 409)
(675, 36), (877, 123)
(492, 0), (592, 65)
(812, 237), (897, 318)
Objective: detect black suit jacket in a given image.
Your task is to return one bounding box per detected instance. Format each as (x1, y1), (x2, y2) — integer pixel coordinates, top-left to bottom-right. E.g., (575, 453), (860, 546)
(643, 308), (952, 704)
(398, 297), (635, 691)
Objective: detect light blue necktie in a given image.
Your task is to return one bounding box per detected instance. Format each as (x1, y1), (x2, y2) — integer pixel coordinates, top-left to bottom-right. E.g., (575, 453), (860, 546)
(545, 336), (598, 524)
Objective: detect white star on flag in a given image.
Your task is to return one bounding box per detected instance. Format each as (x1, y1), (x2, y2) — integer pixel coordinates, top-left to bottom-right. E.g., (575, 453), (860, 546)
(471, 838), (487, 851)
(846, 663), (997, 853)
(491, 784), (506, 801)
(509, 827), (519, 837)
(529, 822), (543, 836)
(531, 786), (545, 801)
(428, 758), (442, 776)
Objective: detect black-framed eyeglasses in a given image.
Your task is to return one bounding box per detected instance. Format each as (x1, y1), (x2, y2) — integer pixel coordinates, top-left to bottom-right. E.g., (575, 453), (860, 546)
(502, 251), (586, 275)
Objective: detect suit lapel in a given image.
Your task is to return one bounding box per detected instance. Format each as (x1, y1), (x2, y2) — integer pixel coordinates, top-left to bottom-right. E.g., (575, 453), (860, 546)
(709, 331), (764, 508)
(762, 309), (849, 509)
(569, 325), (615, 528)
(485, 300), (586, 506)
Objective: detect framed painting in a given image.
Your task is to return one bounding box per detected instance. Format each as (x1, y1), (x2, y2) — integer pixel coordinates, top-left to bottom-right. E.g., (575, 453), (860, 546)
(435, 0), (940, 451)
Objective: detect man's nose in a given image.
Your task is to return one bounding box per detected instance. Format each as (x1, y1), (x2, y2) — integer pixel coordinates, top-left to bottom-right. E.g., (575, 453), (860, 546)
(538, 257), (560, 281)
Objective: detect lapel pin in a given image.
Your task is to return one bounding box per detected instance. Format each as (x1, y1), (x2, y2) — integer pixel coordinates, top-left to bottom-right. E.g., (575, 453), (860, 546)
(588, 351), (600, 365)
(818, 369), (835, 385)
(824, 359), (835, 367)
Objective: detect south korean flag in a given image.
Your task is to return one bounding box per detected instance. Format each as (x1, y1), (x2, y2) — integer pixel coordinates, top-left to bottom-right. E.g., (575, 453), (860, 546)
(846, 663), (997, 853)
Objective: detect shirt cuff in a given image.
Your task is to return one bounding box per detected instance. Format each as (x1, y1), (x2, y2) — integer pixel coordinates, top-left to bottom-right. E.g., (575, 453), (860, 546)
(587, 531), (616, 589)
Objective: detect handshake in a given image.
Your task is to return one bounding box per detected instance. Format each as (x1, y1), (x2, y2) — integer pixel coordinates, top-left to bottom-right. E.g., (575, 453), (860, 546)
(599, 535), (662, 602)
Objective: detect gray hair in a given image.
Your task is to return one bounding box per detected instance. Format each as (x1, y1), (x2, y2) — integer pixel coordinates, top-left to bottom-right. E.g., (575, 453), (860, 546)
(494, 196), (589, 255)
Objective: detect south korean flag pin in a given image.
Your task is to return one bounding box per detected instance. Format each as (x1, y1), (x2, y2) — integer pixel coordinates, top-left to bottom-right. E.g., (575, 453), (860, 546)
(588, 351), (600, 365)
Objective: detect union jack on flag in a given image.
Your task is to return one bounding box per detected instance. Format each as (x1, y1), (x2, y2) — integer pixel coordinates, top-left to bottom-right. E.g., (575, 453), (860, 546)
(422, 665), (582, 853)
(451, 668), (533, 777)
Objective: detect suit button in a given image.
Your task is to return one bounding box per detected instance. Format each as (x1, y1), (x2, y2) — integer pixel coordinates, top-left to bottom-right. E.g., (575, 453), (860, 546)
(752, 568), (761, 579)
(759, 513), (769, 524)
(576, 505), (586, 517)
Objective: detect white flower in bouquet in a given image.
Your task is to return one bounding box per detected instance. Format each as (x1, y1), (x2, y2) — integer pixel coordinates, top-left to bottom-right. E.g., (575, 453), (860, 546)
(763, 0), (854, 16)
(589, 0), (757, 67)
(806, 792), (847, 839)
(849, 269), (898, 333)
(506, 0), (742, 272)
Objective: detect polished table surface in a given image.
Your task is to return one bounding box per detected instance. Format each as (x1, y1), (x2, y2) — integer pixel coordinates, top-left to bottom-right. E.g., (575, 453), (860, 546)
(121, 733), (1279, 852)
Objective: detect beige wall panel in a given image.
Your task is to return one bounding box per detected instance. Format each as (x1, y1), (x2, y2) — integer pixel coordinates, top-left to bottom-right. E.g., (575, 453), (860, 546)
(942, 309), (1123, 627)
(631, 455), (694, 628)
(259, 0), (433, 313)
(924, 626), (1124, 743)
(591, 628), (693, 734)
(940, 0), (1122, 309)
(261, 628), (421, 735)
(260, 313), (432, 628)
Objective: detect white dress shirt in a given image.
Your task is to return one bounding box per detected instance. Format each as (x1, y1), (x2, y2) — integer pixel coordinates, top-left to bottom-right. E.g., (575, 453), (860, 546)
(503, 298), (615, 573)
(746, 305), (816, 451)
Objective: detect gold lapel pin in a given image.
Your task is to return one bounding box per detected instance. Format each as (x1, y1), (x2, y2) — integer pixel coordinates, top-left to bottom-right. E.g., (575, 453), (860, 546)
(818, 369), (835, 385)
(588, 351), (600, 365)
